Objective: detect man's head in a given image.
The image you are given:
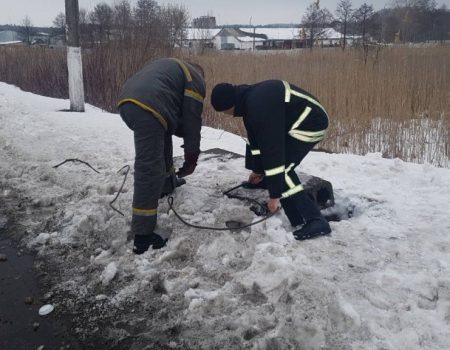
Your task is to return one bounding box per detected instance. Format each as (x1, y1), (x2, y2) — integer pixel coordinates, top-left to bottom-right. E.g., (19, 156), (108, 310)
(210, 83), (236, 115)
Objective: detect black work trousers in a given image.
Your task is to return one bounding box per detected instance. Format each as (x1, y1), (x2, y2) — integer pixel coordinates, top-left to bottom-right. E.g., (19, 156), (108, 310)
(246, 136), (322, 227)
(119, 103), (173, 237)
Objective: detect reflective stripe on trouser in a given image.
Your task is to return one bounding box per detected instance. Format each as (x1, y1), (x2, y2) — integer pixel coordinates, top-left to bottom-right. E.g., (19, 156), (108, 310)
(280, 166), (322, 226)
(282, 164), (303, 198)
(119, 102), (168, 237)
(277, 140), (322, 226)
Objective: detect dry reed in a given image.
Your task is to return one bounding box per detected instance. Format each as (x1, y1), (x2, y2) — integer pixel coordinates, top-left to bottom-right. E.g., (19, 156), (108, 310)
(0, 45), (448, 166)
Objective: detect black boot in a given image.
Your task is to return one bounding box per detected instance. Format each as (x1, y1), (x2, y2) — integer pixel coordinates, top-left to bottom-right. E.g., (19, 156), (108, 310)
(160, 172), (186, 198)
(293, 217), (331, 240)
(150, 232), (168, 249)
(290, 191), (331, 241)
(133, 233), (167, 254)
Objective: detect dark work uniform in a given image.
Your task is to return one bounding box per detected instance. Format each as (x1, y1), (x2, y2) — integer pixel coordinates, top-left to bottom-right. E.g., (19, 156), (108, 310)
(117, 58), (205, 237)
(235, 80), (329, 226)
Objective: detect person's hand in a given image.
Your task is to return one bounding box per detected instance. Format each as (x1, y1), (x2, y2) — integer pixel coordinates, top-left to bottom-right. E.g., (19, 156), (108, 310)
(248, 172), (264, 184)
(176, 151), (199, 178)
(176, 162), (196, 177)
(267, 197), (281, 213)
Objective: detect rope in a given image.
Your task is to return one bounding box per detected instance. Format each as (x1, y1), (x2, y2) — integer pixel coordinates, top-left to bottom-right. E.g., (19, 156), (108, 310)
(109, 165), (131, 216)
(52, 158), (276, 229)
(53, 158), (100, 173)
(223, 182), (270, 216)
(53, 159), (130, 216)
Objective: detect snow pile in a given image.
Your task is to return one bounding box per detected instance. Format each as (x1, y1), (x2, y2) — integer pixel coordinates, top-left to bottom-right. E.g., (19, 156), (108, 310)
(1, 82), (450, 349)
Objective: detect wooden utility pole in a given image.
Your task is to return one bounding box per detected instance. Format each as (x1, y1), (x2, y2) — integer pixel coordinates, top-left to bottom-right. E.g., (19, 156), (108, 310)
(65, 0), (85, 112)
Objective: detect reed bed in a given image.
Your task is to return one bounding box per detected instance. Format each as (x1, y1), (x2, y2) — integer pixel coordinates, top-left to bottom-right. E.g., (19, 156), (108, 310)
(0, 45), (448, 166)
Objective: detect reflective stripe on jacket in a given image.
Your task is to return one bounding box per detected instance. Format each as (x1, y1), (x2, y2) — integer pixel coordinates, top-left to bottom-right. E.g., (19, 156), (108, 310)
(237, 80), (329, 198)
(117, 58), (205, 154)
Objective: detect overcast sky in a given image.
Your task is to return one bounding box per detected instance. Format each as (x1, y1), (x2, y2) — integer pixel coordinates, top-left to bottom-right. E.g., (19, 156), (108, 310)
(1, 0), (449, 27)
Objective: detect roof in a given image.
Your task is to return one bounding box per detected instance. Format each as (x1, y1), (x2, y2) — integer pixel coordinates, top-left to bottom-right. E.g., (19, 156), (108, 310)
(0, 40), (22, 45)
(186, 28), (221, 40)
(316, 28), (342, 40)
(197, 27), (346, 42)
(246, 27), (302, 40)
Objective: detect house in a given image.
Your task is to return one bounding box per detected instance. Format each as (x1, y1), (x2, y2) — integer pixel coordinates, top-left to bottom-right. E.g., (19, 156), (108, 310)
(31, 32), (50, 45)
(252, 27), (304, 49)
(185, 27), (221, 50)
(212, 27), (312, 50)
(213, 27), (267, 50)
(185, 26), (353, 51)
(306, 28), (362, 47)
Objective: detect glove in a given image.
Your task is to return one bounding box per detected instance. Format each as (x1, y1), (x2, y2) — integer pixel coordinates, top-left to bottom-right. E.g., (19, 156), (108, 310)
(176, 151), (199, 177)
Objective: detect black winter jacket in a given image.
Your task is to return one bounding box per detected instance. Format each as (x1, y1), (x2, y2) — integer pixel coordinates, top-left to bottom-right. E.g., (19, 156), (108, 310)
(234, 80), (329, 198)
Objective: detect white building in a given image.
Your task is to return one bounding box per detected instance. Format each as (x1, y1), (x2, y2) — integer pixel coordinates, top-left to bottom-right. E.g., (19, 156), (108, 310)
(185, 26), (355, 51)
(185, 27), (221, 49)
(213, 27), (266, 50)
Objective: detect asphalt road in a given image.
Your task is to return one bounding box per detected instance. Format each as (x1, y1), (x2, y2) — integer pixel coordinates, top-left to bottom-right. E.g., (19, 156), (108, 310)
(0, 220), (81, 350)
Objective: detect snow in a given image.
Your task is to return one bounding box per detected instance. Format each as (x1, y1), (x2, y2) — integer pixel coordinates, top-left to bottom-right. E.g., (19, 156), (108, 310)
(1, 82), (450, 349)
(186, 28), (221, 40)
(317, 28), (343, 40)
(101, 262), (118, 286)
(0, 41), (22, 45)
(245, 27), (301, 40)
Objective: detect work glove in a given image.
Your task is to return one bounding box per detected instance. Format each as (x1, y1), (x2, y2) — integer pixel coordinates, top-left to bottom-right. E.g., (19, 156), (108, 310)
(176, 151), (199, 178)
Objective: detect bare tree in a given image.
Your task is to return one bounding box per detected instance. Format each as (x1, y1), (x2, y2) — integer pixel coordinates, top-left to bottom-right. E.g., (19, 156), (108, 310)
(114, 0), (133, 43)
(52, 12), (66, 43)
(134, 0), (159, 29)
(133, 0), (161, 52)
(392, 0), (437, 42)
(302, 1), (334, 49)
(161, 4), (189, 49)
(354, 3), (374, 44)
(336, 0), (353, 49)
(432, 5), (450, 43)
(353, 3), (375, 63)
(90, 2), (114, 44)
(20, 16), (35, 45)
(78, 8), (92, 46)
(53, 12), (66, 31)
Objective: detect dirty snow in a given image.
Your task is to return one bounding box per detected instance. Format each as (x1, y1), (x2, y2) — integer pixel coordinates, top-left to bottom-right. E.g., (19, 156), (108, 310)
(1, 82), (450, 349)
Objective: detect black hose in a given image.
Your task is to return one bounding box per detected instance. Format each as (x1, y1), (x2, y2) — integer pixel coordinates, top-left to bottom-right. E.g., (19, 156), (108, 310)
(166, 183), (276, 231)
(109, 165), (131, 216)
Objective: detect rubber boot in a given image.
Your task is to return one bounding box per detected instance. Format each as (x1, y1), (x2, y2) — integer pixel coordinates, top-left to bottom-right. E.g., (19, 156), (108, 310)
(291, 191), (331, 240)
